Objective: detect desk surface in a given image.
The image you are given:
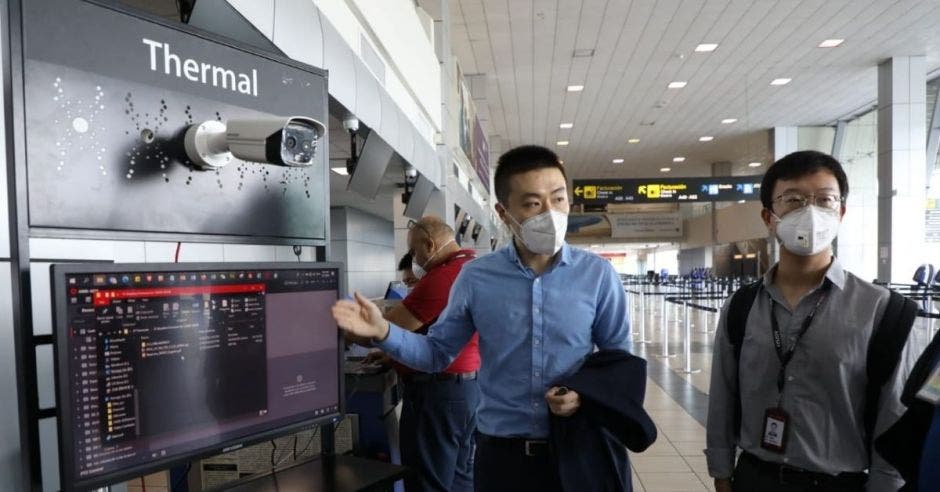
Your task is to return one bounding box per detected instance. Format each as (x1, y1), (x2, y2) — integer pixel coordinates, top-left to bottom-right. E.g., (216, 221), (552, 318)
(223, 455), (409, 492)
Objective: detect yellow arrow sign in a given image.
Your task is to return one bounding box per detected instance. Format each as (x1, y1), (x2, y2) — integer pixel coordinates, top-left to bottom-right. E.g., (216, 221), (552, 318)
(574, 186), (583, 197)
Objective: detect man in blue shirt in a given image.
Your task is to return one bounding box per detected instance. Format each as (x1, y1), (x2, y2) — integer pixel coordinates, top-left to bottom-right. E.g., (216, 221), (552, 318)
(333, 145), (632, 491)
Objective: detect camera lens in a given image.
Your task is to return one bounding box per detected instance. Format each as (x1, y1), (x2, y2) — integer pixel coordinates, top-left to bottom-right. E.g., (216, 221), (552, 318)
(285, 136), (297, 149)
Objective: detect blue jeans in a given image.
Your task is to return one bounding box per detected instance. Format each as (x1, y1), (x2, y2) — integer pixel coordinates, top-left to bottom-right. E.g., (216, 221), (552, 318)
(399, 375), (480, 492)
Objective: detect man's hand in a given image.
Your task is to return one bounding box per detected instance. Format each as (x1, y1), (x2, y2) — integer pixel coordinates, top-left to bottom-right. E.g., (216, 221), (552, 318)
(332, 292), (389, 341)
(545, 386), (581, 417)
(363, 350), (392, 366)
(714, 478), (732, 492)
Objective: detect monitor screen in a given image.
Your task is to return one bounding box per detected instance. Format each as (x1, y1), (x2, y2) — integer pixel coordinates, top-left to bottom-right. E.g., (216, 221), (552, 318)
(52, 262), (343, 490)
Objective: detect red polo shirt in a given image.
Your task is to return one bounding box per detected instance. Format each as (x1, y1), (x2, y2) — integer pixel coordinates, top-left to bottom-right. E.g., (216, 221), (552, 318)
(399, 249), (480, 374)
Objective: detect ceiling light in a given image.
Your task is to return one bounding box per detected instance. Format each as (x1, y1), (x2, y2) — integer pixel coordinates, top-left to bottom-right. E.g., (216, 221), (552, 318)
(660, 167), (671, 173)
(572, 48), (595, 57)
(737, 200), (746, 204)
(628, 138), (640, 144)
(667, 81), (687, 89)
(770, 78), (792, 86)
(818, 39), (844, 48)
(556, 140), (569, 146)
(566, 85), (584, 92)
(721, 118), (738, 124)
(694, 43), (718, 52)
(749, 161), (762, 167)
(673, 157), (685, 162)
(612, 158), (624, 164)
(699, 136), (714, 142)
(559, 122), (573, 129)
(330, 167), (349, 176)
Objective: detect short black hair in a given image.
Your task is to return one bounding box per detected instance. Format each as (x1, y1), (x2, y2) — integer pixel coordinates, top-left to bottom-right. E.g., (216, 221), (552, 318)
(760, 150), (849, 209)
(397, 252), (412, 271)
(494, 145), (568, 205)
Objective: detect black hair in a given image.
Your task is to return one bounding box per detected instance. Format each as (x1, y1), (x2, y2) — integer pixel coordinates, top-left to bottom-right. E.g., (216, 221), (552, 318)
(494, 145), (568, 205)
(397, 252), (413, 272)
(759, 150), (849, 209)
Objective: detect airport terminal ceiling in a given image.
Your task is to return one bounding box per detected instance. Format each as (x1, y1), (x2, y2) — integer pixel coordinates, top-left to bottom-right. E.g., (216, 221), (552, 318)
(448, 0), (940, 180)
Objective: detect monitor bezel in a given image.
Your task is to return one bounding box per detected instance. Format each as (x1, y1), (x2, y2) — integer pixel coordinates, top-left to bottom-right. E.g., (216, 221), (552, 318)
(51, 261), (346, 491)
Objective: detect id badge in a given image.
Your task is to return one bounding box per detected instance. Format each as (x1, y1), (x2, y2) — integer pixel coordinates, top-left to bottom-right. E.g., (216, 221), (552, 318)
(915, 362), (940, 405)
(760, 407), (789, 453)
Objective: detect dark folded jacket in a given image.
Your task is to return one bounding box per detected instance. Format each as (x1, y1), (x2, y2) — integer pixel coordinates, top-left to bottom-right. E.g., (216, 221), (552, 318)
(874, 329), (940, 491)
(549, 349), (657, 492)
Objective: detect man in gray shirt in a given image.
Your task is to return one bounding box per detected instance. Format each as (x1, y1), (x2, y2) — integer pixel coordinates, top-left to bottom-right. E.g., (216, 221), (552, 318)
(705, 150), (921, 491)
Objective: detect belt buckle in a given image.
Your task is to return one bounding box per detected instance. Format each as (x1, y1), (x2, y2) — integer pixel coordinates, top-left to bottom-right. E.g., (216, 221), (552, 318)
(524, 440), (545, 457)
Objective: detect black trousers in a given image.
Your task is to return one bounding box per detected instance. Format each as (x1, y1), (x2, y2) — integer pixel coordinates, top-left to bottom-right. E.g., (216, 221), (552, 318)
(473, 435), (563, 492)
(732, 453), (866, 492)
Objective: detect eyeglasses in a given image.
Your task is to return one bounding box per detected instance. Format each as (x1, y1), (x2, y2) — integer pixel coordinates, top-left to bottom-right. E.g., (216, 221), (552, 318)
(772, 192), (844, 214)
(407, 220), (432, 239)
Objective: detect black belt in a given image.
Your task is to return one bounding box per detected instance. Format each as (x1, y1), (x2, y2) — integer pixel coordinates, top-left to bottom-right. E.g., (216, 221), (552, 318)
(402, 371), (477, 383)
(476, 434), (551, 458)
(739, 452), (867, 487)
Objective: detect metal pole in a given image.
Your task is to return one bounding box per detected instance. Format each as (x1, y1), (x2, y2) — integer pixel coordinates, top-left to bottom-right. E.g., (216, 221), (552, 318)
(660, 298), (675, 358)
(637, 292), (648, 344)
(680, 302), (701, 373)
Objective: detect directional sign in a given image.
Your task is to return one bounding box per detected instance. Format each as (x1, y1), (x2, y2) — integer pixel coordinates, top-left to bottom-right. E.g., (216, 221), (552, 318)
(572, 175), (764, 204)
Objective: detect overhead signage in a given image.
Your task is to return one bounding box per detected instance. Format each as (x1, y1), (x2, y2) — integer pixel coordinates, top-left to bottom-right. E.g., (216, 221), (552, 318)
(573, 175), (764, 204)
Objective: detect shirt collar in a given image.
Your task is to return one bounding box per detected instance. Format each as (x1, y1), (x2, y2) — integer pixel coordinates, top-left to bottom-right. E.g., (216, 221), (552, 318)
(503, 240), (571, 271)
(763, 256), (846, 291)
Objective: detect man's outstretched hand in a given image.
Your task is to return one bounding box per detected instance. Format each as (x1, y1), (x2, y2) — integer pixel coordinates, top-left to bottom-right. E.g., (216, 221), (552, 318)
(332, 292), (390, 341)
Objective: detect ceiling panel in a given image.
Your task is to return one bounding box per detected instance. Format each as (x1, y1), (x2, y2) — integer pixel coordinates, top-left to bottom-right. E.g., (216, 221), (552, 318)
(451, 0), (940, 180)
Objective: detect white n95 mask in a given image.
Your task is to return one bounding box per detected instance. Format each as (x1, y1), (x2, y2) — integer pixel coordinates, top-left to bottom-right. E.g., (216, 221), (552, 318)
(773, 205), (840, 256)
(510, 209), (568, 256)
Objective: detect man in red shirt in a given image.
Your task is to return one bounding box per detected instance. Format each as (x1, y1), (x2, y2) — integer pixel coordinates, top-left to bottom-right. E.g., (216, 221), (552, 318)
(384, 216), (480, 492)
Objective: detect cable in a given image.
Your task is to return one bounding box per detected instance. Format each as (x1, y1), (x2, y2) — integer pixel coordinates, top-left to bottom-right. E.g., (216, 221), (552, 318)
(174, 242), (182, 263)
(270, 439), (278, 467)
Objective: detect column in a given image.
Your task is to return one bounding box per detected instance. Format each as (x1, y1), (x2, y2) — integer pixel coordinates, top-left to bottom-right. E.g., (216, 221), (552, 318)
(877, 56), (927, 283)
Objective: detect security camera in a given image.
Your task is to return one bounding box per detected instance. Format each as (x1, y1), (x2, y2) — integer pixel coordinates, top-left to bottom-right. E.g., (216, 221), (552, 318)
(342, 116), (359, 134)
(184, 116), (326, 169)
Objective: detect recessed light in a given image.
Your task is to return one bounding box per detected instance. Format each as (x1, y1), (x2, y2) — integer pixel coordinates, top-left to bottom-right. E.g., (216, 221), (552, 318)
(667, 81), (687, 89)
(818, 39), (844, 48)
(556, 140), (569, 146)
(770, 78), (792, 86)
(559, 122), (574, 129)
(749, 162), (762, 167)
(721, 118), (738, 124)
(673, 157), (685, 162)
(737, 200), (746, 204)
(612, 158), (624, 164)
(660, 167), (671, 173)
(566, 85), (584, 92)
(694, 43), (719, 52)
(628, 138), (640, 144)
(699, 136), (714, 142)
(330, 167), (349, 176)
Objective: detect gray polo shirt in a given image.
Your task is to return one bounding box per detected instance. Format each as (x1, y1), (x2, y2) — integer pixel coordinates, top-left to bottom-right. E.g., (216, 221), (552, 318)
(705, 258), (922, 490)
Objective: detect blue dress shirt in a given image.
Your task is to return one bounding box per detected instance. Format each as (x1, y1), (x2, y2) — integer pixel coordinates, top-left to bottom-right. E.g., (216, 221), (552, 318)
(377, 242), (631, 438)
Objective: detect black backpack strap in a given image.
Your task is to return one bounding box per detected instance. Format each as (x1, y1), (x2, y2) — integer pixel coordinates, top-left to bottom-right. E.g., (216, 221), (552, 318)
(864, 290), (918, 452)
(725, 281), (762, 437)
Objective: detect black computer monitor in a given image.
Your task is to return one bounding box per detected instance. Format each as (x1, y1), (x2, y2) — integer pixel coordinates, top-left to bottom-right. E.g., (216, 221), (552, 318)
(51, 262), (344, 491)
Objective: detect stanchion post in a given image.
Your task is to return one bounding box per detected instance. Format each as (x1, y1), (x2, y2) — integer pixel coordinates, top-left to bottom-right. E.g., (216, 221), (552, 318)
(680, 302), (701, 373)
(659, 298), (675, 358)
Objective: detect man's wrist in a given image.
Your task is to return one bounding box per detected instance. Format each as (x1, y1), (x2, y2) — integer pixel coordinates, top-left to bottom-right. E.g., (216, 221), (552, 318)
(375, 320), (391, 343)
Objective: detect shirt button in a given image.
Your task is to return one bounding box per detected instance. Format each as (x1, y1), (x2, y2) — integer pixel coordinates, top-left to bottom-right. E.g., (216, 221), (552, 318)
(534, 339), (540, 346)
(532, 402), (539, 408)
(534, 371), (540, 377)
(783, 457), (789, 463)
(787, 376), (795, 382)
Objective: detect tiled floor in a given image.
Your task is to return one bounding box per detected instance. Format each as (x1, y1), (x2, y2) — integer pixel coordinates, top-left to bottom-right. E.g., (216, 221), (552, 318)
(629, 296), (720, 491)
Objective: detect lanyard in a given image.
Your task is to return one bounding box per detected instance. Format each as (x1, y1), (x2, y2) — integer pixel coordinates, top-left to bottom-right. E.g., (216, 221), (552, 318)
(769, 281), (831, 394)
